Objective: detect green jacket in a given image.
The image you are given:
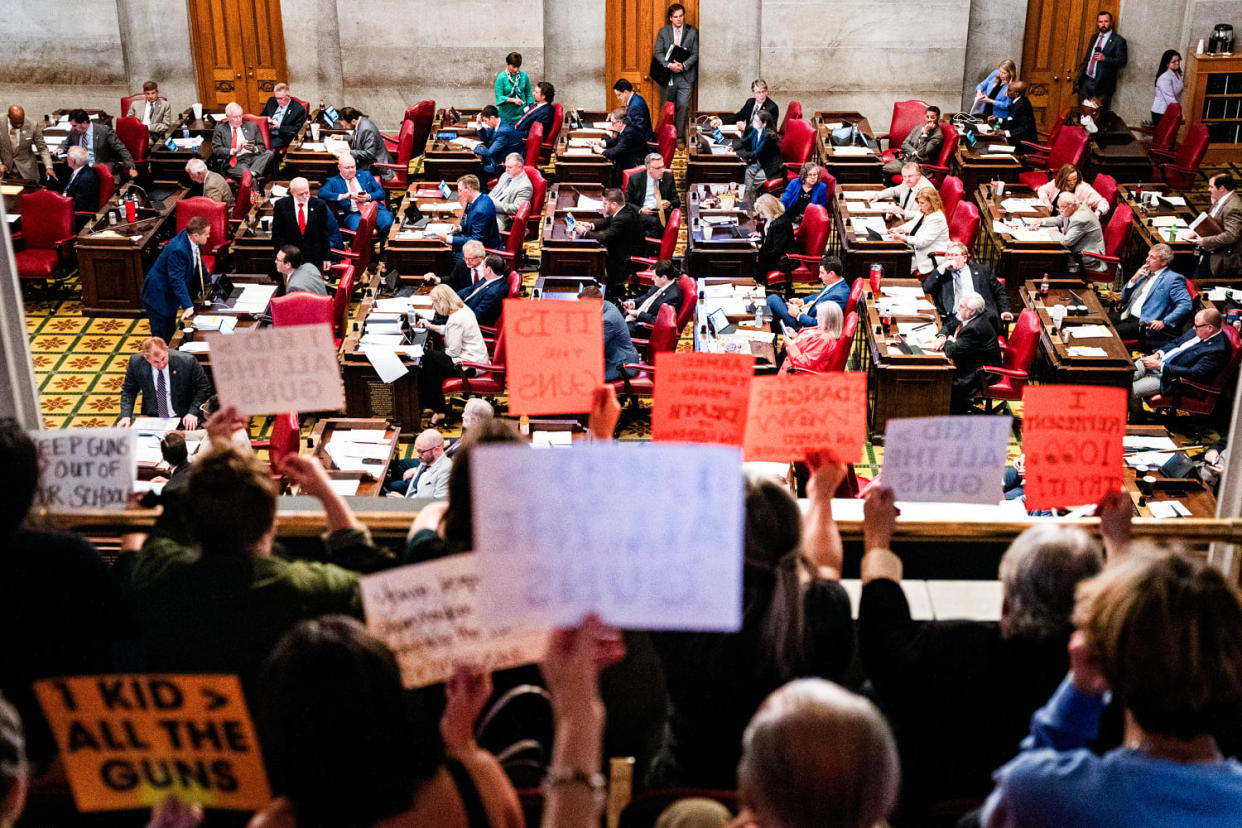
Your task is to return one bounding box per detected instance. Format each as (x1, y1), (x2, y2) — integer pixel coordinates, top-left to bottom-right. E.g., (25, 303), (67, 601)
(494, 69), (534, 124)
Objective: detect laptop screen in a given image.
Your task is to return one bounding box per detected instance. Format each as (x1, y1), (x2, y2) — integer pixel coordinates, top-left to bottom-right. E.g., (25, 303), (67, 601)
(708, 308), (731, 332)
(438, 180), (453, 199)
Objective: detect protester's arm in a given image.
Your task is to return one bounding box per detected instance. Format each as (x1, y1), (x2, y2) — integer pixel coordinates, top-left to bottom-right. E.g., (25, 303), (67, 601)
(588, 385), (621, 441)
(1096, 489), (1132, 562)
(802, 451), (847, 579)
(860, 485), (903, 583)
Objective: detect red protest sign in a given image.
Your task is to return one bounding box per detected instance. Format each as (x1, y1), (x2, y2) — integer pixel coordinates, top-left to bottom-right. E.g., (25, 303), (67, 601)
(504, 298), (604, 415)
(652, 352), (755, 446)
(1022, 385), (1127, 509)
(742, 372), (867, 462)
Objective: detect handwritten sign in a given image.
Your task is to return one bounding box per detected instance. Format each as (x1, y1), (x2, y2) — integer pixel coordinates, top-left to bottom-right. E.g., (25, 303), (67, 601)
(742, 373), (867, 462)
(472, 443), (744, 631)
(360, 553), (548, 688)
(207, 323), (344, 415)
(33, 674), (270, 812)
(32, 429), (135, 511)
(1022, 385), (1126, 509)
(882, 416), (1011, 503)
(504, 299), (603, 415)
(652, 352), (754, 446)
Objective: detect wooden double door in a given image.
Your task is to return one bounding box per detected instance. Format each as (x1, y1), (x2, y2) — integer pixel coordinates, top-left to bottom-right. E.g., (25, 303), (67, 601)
(188, 0), (289, 113)
(1020, 0), (1121, 131)
(605, 0), (700, 114)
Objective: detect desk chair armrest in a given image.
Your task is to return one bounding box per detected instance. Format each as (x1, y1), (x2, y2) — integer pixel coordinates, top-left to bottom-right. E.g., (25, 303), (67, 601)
(372, 161), (407, 176)
(981, 365), (1028, 379)
(54, 235), (77, 252)
(478, 324), (499, 339)
(331, 247), (360, 260)
(486, 177), (499, 189)
(207, 241), (230, 257)
(338, 226), (358, 241)
(643, 233), (665, 247)
(458, 359), (502, 374)
(785, 253), (821, 265)
(483, 246), (517, 264)
(1147, 146), (1177, 162)
(1081, 251), (1120, 264)
(1170, 377), (1217, 395)
(1021, 139), (1051, 154)
(630, 255), (658, 268)
(622, 362), (654, 373)
(921, 161), (952, 175)
(786, 365), (826, 375)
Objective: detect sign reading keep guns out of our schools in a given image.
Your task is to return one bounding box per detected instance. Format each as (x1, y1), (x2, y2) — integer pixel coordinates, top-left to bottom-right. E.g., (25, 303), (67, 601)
(34, 675), (270, 812)
(31, 428), (135, 511)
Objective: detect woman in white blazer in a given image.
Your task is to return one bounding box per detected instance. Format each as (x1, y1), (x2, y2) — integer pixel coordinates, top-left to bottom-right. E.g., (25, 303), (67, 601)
(891, 186), (950, 275)
(419, 284), (490, 425)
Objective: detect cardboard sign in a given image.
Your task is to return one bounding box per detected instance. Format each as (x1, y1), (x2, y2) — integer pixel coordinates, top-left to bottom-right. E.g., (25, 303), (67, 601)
(360, 553), (548, 688)
(207, 323), (344, 415)
(652, 351), (754, 446)
(1022, 385), (1126, 509)
(882, 416), (1012, 503)
(742, 373), (867, 462)
(33, 674), (270, 812)
(472, 443), (745, 631)
(504, 299), (604, 415)
(32, 429), (135, 511)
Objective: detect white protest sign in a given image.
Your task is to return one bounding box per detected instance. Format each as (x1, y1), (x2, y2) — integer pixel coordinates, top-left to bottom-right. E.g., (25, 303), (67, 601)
(207, 324), (345, 415)
(360, 553), (548, 688)
(32, 429), (135, 511)
(881, 416), (1011, 504)
(471, 443), (745, 631)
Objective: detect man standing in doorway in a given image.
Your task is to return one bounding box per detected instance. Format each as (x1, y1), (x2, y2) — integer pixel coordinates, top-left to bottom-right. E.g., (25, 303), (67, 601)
(1075, 11), (1128, 109)
(653, 3), (698, 143)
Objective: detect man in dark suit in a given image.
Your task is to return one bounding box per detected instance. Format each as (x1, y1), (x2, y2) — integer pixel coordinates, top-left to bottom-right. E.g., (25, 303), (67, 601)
(624, 259), (683, 337)
(258, 83), (307, 151)
(456, 254), (510, 327)
(625, 152), (681, 235)
(573, 188), (646, 292)
(141, 216), (209, 344)
(612, 78), (654, 142)
(596, 111), (648, 185)
(424, 240), (487, 292)
(61, 146), (99, 213)
(935, 292), (1002, 414)
(715, 80), (779, 142)
(436, 175), (502, 259)
(653, 3), (698, 141)
(923, 241), (1012, 332)
(271, 177), (333, 272)
(1132, 308), (1231, 404)
(60, 109), (137, 180)
(515, 81), (557, 141)
(118, 337), (212, 430)
(473, 105), (525, 178)
(998, 82), (1038, 153)
(882, 106), (944, 177)
(766, 254), (850, 331)
(337, 106), (392, 179)
(210, 102), (274, 183)
(1075, 11), (1128, 108)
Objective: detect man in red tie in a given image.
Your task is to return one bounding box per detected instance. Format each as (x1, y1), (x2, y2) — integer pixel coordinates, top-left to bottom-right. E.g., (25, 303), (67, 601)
(210, 102), (273, 186)
(1074, 11), (1128, 109)
(271, 177), (333, 273)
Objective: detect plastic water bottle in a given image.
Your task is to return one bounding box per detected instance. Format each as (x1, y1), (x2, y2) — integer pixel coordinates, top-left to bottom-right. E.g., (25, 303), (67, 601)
(852, 122), (859, 146)
(181, 121), (190, 139)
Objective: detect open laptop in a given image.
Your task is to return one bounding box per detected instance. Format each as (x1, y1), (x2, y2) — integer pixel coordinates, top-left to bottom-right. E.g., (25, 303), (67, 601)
(210, 274), (242, 307)
(402, 201), (429, 230)
(708, 308), (736, 335)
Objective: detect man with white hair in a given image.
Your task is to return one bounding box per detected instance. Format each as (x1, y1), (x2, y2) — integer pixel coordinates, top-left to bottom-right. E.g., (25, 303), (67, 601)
(934, 292), (1002, 413)
(318, 153), (394, 235)
(60, 145), (99, 212)
(868, 161), (932, 219)
(1108, 244), (1191, 345)
(446, 399), (495, 457)
(1031, 191), (1105, 273)
(210, 102), (273, 183)
(424, 239), (488, 292)
(185, 157), (234, 207)
(271, 176), (333, 272)
(489, 153), (533, 230)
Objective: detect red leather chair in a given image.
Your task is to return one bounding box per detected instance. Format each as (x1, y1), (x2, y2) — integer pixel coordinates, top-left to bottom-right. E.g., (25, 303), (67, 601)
(630, 209), (681, 287)
(845, 278), (864, 317)
(12, 190), (76, 285)
(538, 102), (565, 163)
(919, 121), (959, 187)
(611, 304), (679, 403)
(1081, 204), (1133, 284)
(477, 272), (523, 343)
(120, 93), (145, 115)
(485, 201), (530, 269)
(331, 202), (377, 279)
(1184, 277), (1200, 303)
(1147, 325), (1242, 416)
(655, 101), (675, 136)
(1152, 124), (1208, 191)
(782, 311), (858, 374)
(1093, 173), (1118, 217)
(73, 162), (116, 228)
(1018, 126), (1088, 189)
(270, 292), (334, 331)
(620, 165), (644, 191)
(762, 119), (815, 192)
(114, 117), (150, 165)
(241, 113), (272, 150)
(375, 119), (416, 196)
(631, 273), (699, 350)
(442, 325), (507, 398)
(939, 175), (964, 221)
(655, 123), (677, 168)
(767, 204), (830, 290)
(229, 169), (254, 228)
(948, 200), (981, 251)
(524, 122), (544, 169)
(1138, 103), (1182, 155)
(779, 101), (803, 136)
(981, 308), (1040, 413)
(331, 264), (355, 346)
(878, 100), (929, 151)
(386, 100), (436, 158)
(251, 412), (300, 489)
(1020, 106), (1071, 157)
(174, 197), (229, 272)
(523, 165), (547, 241)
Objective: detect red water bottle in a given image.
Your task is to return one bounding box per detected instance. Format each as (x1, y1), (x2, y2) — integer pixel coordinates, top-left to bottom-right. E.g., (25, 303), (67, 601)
(1039, 272), (1050, 297)
(869, 263), (882, 294)
(123, 195), (136, 223)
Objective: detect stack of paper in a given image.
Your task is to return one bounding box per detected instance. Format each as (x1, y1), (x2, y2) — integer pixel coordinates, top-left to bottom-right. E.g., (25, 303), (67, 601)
(179, 341), (210, 353)
(374, 297), (414, 312)
(423, 223), (454, 237)
(987, 144), (1016, 153)
(832, 146), (873, 156)
(567, 138), (595, 148)
(531, 431), (573, 448)
(450, 137), (481, 151)
(1148, 500), (1192, 518)
(135, 435), (165, 465)
(362, 347), (410, 383)
(575, 195), (603, 211)
(270, 184), (289, 199)
(850, 216), (888, 236)
(845, 201), (893, 214)
(326, 479), (361, 496)
(1124, 435), (1178, 451)
(1126, 450), (1170, 469)
(132, 417), (181, 435)
(1160, 195), (1187, 206)
(323, 434), (394, 478)
(233, 284), (278, 314)
(1068, 346), (1108, 357)
(422, 202), (462, 213)
(1001, 198), (1042, 213)
(193, 315), (238, 334)
(1064, 324), (1111, 339)
(170, 137), (203, 150)
(1151, 216), (1180, 228)
(563, 147), (594, 156)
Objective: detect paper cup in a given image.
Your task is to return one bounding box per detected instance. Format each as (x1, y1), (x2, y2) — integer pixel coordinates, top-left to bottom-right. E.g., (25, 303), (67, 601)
(192, 103), (203, 120)
(996, 180), (1005, 196)
(310, 123), (320, 141)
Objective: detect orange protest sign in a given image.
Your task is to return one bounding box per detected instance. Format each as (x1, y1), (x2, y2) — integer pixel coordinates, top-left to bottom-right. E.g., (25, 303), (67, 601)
(33, 674), (270, 812)
(1022, 385), (1127, 509)
(652, 352), (755, 446)
(504, 298), (604, 415)
(742, 372), (868, 462)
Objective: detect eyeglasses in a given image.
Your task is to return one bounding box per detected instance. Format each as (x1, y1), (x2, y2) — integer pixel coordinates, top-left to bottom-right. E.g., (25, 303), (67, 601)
(415, 446), (437, 456)
(1194, 323), (1215, 330)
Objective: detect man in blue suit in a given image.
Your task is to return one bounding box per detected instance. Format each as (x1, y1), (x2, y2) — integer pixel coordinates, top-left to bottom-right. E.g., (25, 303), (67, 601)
(318, 154), (394, 235)
(580, 283), (639, 381)
(474, 105), (525, 178)
(765, 254), (850, 331)
(437, 175), (502, 260)
(1132, 308), (1232, 403)
(142, 216), (209, 343)
(456, 254), (510, 327)
(61, 146), (99, 213)
(1109, 244), (1191, 347)
(613, 78), (653, 142)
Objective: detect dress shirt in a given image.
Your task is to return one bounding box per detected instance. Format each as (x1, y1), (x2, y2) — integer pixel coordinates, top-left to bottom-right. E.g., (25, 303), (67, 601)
(469, 264), (483, 284)
(404, 463), (429, 498)
(150, 364), (174, 416)
(636, 282), (673, 316)
(345, 176), (362, 213)
(141, 103), (152, 126)
(1211, 196), (1227, 220)
(1158, 331), (1221, 370)
(269, 104), (287, 128)
(1122, 269), (1162, 320)
(643, 175), (658, 209)
(1088, 31), (1111, 78)
(8, 122), (18, 151)
(951, 266), (974, 309)
(83, 126), (95, 163)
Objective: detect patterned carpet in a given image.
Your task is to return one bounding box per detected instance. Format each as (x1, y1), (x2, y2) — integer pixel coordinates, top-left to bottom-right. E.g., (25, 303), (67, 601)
(21, 151), (1239, 470)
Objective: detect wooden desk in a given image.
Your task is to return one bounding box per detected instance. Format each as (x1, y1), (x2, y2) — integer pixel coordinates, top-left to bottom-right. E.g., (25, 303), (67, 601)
(813, 111), (883, 184)
(228, 180), (326, 273)
(828, 184), (912, 283)
(307, 418), (401, 498)
(340, 271), (429, 429)
(539, 183), (606, 279)
(1084, 111), (1152, 184)
(1116, 182), (1201, 277)
(421, 123), (484, 183)
(385, 181), (461, 277)
(76, 188), (189, 317)
(533, 275), (603, 300)
(686, 111), (746, 185)
(972, 184), (1069, 311)
(693, 277), (776, 367)
(148, 142), (210, 186)
(951, 123), (1024, 195)
(283, 129), (352, 182)
(1019, 279), (1132, 389)
(555, 111), (615, 186)
(685, 184), (758, 278)
(1125, 425), (1217, 518)
(168, 273), (278, 377)
(862, 280), (953, 435)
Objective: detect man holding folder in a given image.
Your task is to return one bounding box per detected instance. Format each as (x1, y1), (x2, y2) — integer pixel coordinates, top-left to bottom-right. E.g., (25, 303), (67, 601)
(652, 3), (698, 142)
